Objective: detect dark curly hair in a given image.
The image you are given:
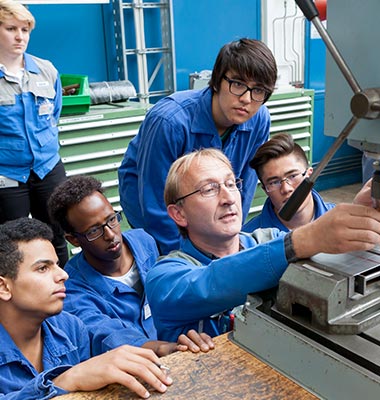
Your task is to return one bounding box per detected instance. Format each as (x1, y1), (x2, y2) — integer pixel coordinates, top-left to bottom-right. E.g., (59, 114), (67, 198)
(249, 133), (309, 181)
(209, 38), (277, 102)
(48, 175), (104, 233)
(0, 217), (53, 279)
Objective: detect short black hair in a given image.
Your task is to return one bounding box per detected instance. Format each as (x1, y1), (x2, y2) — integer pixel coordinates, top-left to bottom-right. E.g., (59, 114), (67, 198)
(0, 217), (53, 279)
(48, 175), (104, 233)
(209, 38), (277, 102)
(250, 133), (309, 181)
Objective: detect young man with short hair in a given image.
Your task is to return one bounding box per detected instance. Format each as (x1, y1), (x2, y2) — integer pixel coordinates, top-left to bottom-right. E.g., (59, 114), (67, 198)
(48, 175), (214, 357)
(0, 217), (172, 399)
(245, 133), (335, 231)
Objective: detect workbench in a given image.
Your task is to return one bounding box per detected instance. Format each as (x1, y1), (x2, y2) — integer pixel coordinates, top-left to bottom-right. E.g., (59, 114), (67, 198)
(57, 333), (317, 400)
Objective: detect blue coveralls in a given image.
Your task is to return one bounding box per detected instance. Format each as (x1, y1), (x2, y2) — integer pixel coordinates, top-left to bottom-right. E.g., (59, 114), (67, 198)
(118, 87), (271, 254)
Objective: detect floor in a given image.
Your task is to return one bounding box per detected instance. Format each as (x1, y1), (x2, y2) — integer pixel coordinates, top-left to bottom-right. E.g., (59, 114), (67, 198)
(319, 182), (363, 204)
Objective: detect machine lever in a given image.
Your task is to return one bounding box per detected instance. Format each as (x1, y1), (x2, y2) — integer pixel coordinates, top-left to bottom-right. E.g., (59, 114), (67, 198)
(295, 0), (361, 94)
(280, 1), (367, 221)
(279, 116), (359, 220)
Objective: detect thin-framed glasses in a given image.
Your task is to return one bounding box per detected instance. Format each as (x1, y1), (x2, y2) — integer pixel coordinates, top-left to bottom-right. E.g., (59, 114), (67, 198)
(223, 75), (269, 102)
(174, 178), (243, 204)
(264, 170), (307, 193)
(73, 211), (122, 242)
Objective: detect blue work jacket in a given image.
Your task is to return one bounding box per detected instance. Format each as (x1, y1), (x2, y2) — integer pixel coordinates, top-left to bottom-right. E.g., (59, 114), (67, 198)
(0, 312), (90, 399)
(63, 229), (159, 355)
(0, 53), (62, 182)
(118, 87), (270, 254)
(245, 189), (335, 232)
(146, 230), (288, 342)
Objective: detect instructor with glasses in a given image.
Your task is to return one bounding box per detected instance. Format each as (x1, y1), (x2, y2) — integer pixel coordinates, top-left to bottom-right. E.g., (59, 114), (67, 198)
(118, 38), (278, 254)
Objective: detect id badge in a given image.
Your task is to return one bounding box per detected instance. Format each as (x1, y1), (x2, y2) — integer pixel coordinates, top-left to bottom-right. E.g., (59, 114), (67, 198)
(0, 176), (19, 188)
(143, 303), (152, 320)
(39, 99), (54, 116)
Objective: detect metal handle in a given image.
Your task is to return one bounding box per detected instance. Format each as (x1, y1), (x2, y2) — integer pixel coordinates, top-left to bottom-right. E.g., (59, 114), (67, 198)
(278, 1), (364, 221)
(279, 115), (359, 220)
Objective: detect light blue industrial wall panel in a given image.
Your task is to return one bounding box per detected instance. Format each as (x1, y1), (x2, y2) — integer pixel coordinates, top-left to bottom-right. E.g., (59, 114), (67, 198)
(173, 0), (261, 90)
(26, 2), (261, 94)
(27, 4), (108, 82)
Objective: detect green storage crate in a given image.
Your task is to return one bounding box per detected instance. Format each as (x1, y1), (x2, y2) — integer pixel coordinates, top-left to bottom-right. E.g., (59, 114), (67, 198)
(60, 74), (90, 115)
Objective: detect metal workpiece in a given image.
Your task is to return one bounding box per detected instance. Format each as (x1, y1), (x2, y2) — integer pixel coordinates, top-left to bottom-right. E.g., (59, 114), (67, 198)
(233, 246), (380, 398)
(275, 252), (380, 334)
(233, 293), (380, 400)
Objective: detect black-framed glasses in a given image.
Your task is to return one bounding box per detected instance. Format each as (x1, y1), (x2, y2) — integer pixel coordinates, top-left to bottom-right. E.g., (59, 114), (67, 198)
(174, 178), (243, 204)
(73, 211), (122, 242)
(264, 170), (307, 193)
(223, 75), (269, 102)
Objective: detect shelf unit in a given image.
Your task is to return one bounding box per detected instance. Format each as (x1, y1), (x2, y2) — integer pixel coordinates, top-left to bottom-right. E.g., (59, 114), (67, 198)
(111, 0), (176, 103)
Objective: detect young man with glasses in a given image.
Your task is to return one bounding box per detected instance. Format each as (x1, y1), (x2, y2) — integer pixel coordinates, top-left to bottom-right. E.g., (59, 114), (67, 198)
(245, 133), (335, 232)
(118, 38), (278, 255)
(48, 175), (214, 358)
(145, 148), (380, 342)
(0, 217), (173, 399)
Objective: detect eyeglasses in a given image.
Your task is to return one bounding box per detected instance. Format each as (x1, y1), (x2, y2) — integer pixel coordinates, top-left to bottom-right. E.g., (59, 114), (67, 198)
(264, 170), (307, 193)
(73, 211), (122, 242)
(223, 75), (269, 102)
(174, 178), (243, 204)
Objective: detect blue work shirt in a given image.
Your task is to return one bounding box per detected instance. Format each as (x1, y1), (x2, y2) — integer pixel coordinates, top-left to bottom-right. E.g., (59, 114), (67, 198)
(0, 53), (62, 183)
(245, 189), (335, 232)
(0, 312), (90, 399)
(118, 87), (270, 254)
(63, 229), (159, 355)
(146, 230), (288, 342)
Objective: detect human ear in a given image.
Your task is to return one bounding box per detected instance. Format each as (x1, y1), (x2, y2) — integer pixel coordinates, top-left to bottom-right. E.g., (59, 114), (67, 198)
(64, 233), (81, 247)
(0, 277), (12, 301)
(167, 204), (188, 229)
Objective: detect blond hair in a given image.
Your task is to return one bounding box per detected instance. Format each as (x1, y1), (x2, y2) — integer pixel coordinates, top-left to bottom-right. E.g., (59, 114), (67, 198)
(165, 148), (234, 237)
(0, 0), (35, 30)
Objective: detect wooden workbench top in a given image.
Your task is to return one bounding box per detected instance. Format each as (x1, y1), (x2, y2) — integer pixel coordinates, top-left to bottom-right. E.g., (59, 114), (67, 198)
(58, 333), (317, 399)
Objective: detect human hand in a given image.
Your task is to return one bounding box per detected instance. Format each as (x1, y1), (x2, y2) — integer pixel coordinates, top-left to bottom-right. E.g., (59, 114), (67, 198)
(292, 203), (380, 258)
(145, 330), (215, 356)
(353, 178), (372, 207)
(175, 329), (215, 353)
(53, 345), (172, 399)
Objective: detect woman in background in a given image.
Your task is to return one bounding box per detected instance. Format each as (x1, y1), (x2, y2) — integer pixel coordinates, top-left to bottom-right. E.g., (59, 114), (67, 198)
(0, 0), (67, 266)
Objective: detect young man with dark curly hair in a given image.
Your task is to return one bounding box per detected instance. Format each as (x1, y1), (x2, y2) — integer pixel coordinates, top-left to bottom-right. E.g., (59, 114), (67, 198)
(48, 175), (214, 358)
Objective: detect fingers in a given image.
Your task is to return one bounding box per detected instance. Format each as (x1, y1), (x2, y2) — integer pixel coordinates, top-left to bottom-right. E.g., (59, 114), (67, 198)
(187, 330), (215, 352)
(176, 333), (200, 352)
(293, 203), (380, 258)
(108, 358), (171, 398)
(177, 330), (215, 353)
